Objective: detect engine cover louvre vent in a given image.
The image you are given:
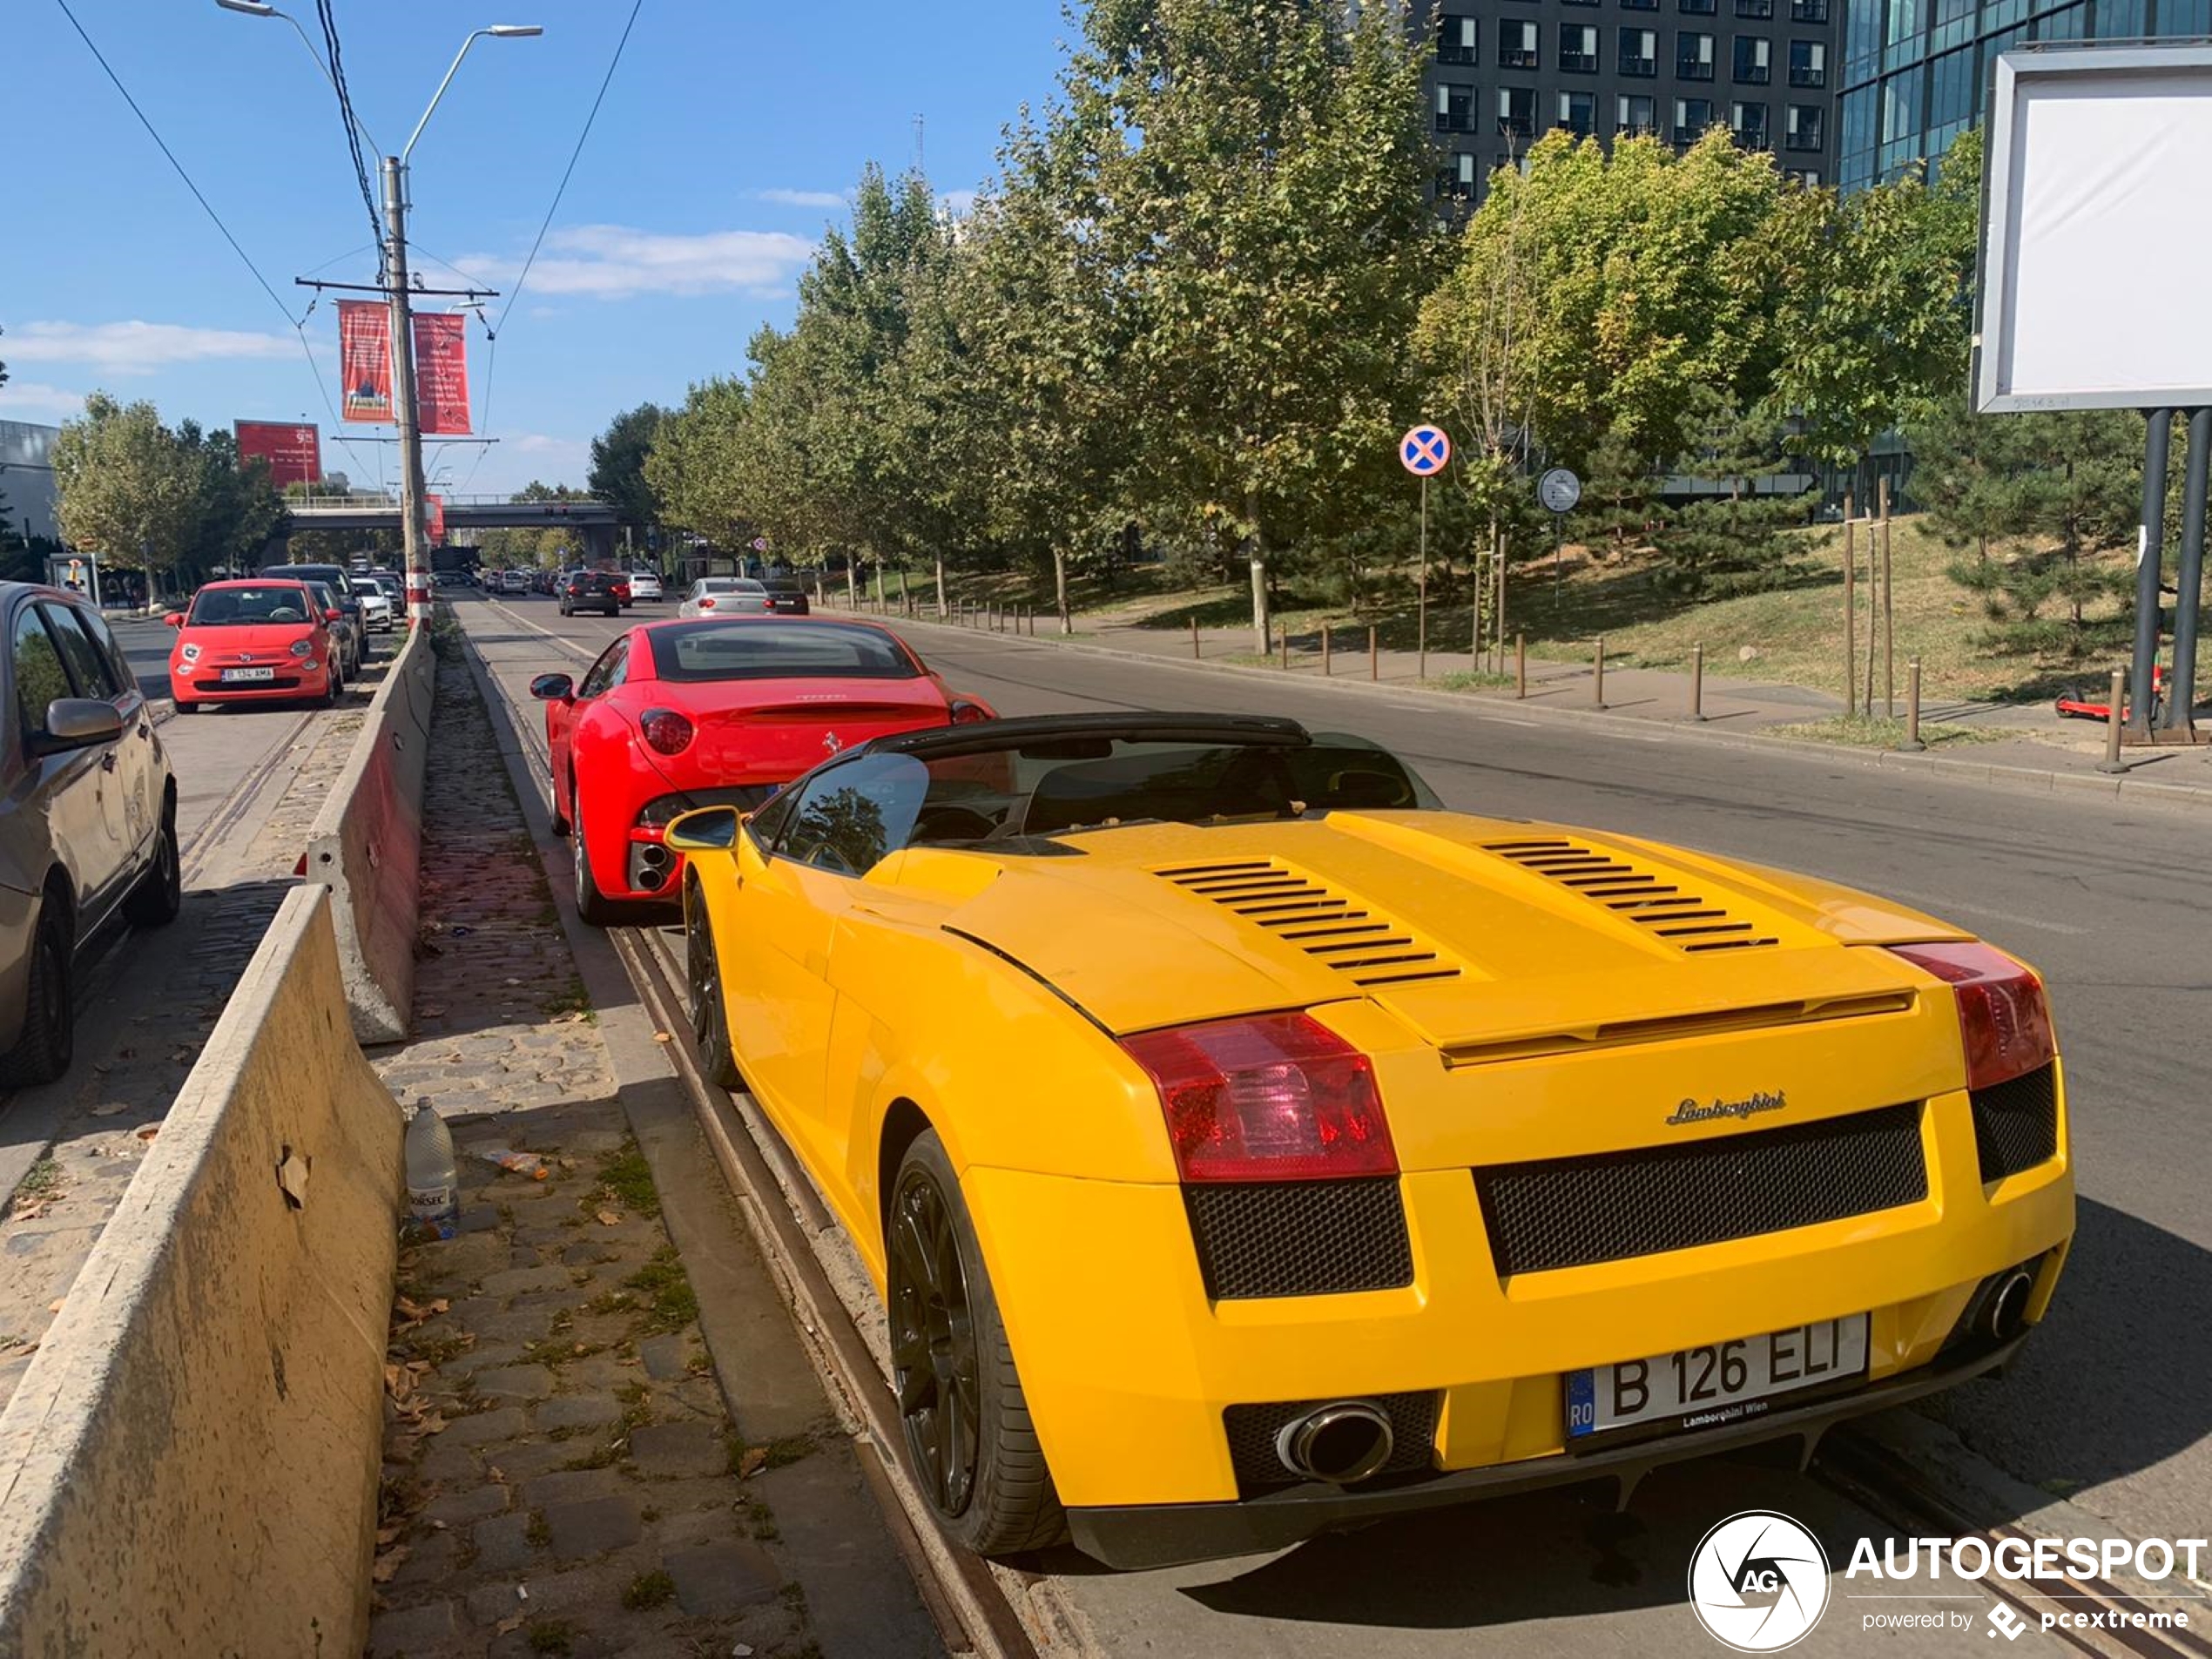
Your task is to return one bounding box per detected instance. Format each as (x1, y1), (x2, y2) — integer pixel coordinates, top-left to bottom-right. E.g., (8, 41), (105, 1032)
(1154, 859), (1463, 988)
(1480, 838), (1782, 954)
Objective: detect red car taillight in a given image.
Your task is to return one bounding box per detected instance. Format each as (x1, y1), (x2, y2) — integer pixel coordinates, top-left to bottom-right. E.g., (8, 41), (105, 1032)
(698, 597), (717, 610)
(1885, 941), (2055, 1091)
(639, 707), (695, 756)
(1120, 1013), (1395, 1182)
(948, 698), (993, 725)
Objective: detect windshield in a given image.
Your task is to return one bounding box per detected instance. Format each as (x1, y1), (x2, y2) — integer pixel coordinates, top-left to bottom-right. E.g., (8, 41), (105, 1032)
(265, 565), (351, 597)
(188, 583), (316, 626)
(648, 619), (920, 683)
(764, 732), (1439, 873)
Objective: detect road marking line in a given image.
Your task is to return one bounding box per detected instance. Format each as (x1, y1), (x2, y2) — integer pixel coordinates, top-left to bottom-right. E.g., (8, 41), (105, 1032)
(1883, 888), (2090, 937)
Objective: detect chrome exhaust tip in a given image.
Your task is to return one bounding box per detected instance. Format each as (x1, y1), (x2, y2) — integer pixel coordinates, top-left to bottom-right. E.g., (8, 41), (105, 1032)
(1276, 1401), (1395, 1486)
(1984, 1269), (2036, 1341)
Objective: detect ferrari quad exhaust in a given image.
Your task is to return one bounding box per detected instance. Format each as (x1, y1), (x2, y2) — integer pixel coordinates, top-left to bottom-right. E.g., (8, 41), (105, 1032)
(1277, 1401), (1395, 1485)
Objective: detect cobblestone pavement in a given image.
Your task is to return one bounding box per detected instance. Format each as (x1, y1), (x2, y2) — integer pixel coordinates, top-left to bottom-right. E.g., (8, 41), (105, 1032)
(368, 632), (841, 1659)
(0, 701), (368, 1408)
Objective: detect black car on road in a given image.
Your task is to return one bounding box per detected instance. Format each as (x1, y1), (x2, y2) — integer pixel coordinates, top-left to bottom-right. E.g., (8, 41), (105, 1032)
(559, 570), (623, 617)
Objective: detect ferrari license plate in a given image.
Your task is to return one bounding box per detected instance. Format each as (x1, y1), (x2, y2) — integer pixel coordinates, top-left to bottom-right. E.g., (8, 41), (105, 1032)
(219, 667), (276, 683)
(1566, 1314), (1869, 1439)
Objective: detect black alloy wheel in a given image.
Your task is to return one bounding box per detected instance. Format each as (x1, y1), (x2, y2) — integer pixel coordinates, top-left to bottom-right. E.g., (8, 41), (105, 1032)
(884, 1132), (1066, 1554)
(124, 799), (183, 928)
(684, 881), (740, 1088)
(0, 901), (73, 1086)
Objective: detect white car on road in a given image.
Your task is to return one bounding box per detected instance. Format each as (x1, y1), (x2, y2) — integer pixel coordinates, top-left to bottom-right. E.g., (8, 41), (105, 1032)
(678, 577), (772, 617)
(628, 570), (664, 602)
(355, 583), (395, 632)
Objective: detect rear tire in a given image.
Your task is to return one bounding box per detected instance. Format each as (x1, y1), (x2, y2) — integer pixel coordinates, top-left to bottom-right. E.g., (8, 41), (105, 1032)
(0, 899), (74, 1087)
(123, 798), (183, 928)
(887, 1130), (1066, 1556)
(684, 879), (741, 1089)
(571, 783), (618, 927)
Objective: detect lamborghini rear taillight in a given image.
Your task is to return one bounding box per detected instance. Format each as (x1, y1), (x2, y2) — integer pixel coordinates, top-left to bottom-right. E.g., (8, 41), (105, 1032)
(639, 707), (695, 756)
(1120, 1014), (1395, 1182)
(1886, 941), (2055, 1091)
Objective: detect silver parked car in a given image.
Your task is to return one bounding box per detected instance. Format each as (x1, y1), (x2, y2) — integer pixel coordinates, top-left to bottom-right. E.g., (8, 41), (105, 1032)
(677, 577), (772, 617)
(0, 583), (180, 1083)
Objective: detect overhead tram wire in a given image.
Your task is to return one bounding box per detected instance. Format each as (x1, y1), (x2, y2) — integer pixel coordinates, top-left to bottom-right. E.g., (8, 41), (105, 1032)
(315, 0), (382, 248)
(50, 0), (376, 479)
(457, 0), (645, 496)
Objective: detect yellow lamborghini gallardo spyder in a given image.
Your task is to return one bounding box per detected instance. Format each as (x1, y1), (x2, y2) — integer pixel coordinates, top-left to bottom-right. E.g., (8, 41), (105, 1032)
(667, 712), (2072, 1568)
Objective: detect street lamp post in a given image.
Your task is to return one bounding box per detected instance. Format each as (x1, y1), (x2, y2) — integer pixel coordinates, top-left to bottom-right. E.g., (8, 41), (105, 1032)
(217, 4), (540, 624)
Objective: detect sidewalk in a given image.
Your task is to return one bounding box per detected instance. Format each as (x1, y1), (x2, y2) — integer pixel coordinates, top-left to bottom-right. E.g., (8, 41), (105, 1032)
(842, 597), (2212, 799)
(366, 631), (939, 1659)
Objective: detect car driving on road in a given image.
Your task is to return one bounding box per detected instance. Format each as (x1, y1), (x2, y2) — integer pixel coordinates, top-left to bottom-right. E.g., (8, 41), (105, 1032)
(0, 583), (180, 1083)
(678, 577), (771, 617)
(760, 577), (809, 615)
(558, 570), (623, 617)
(628, 570), (664, 602)
(669, 711), (2074, 1568)
(167, 578), (345, 711)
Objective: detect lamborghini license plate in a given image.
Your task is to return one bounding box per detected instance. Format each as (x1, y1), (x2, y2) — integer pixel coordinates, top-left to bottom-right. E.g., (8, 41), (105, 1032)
(1566, 1314), (1869, 1438)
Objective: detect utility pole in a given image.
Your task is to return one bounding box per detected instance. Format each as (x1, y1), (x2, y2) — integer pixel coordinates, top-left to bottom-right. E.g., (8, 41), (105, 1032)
(382, 156), (431, 624)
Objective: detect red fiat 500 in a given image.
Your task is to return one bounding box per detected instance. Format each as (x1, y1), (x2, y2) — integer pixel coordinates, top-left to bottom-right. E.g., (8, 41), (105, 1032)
(168, 579), (344, 711)
(531, 616), (994, 922)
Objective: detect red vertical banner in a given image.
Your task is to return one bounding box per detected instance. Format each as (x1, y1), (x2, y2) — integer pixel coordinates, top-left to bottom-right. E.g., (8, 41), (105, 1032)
(337, 300), (393, 422)
(412, 314), (473, 435)
(425, 494), (447, 543)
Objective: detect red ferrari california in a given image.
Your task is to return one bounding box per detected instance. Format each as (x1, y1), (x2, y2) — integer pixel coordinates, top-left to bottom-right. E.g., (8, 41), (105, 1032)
(167, 578), (346, 711)
(530, 616), (995, 922)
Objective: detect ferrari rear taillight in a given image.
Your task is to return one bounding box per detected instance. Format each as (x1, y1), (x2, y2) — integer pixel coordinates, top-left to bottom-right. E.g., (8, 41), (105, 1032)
(948, 698), (993, 725)
(639, 707), (695, 756)
(1121, 1013), (1396, 1183)
(1886, 941), (2055, 1092)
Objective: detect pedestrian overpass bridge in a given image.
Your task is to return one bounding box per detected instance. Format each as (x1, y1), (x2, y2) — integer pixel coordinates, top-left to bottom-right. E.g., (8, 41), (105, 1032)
(280, 493), (623, 561)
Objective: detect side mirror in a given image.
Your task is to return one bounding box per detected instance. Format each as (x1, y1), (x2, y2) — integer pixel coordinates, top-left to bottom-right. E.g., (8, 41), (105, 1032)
(324, 608), (344, 624)
(165, 612), (186, 630)
(529, 672), (575, 702)
(39, 698), (124, 754)
(664, 805), (741, 854)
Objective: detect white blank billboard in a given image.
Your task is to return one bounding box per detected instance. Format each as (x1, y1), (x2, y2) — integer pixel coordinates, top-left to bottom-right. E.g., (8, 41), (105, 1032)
(1978, 47), (2212, 412)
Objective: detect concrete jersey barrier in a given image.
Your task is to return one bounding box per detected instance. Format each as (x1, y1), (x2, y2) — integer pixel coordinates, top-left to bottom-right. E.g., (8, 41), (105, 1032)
(310, 622), (437, 1042)
(0, 886), (404, 1659)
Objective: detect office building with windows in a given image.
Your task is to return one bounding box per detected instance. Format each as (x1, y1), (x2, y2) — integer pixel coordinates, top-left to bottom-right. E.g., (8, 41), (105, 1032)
(1423, 0), (1841, 205)
(1836, 0), (2209, 189)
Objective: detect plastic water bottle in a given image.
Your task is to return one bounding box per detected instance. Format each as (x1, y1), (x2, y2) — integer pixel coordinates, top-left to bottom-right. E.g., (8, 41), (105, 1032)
(405, 1103), (458, 1233)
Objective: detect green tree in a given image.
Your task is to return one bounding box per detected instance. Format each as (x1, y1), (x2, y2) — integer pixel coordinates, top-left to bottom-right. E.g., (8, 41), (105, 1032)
(51, 394), (202, 604)
(1066, 0), (1446, 649)
(1650, 392), (1816, 597)
(588, 402), (668, 535)
(644, 378), (753, 556)
(178, 421), (286, 580)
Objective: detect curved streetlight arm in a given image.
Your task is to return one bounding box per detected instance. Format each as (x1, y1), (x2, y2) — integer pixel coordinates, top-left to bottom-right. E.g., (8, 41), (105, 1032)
(213, 0), (379, 155)
(403, 25), (540, 165)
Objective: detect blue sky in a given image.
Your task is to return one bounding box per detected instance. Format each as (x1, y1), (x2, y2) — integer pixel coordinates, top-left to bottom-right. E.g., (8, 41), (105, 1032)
(2, 1), (1070, 496)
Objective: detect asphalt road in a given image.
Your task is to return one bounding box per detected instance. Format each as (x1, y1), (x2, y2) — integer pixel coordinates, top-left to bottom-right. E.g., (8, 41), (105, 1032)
(462, 592), (2206, 1655)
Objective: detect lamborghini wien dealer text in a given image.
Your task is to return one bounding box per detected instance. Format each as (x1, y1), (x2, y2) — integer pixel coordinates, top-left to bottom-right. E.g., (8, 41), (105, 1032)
(664, 712), (2075, 1570)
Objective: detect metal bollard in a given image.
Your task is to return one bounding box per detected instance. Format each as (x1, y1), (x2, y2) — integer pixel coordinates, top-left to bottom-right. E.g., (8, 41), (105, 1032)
(1369, 625), (1379, 681)
(1899, 658), (1926, 752)
(1515, 633), (1526, 699)
(1593, 637), (1606, 709)
(1190, 616), (1201, 659)
(1322, 622), (1332, 676)
(1689, 642), (1705, 721)
(2098, 668), (2128, 773)
(1279, 631), (1289, 671)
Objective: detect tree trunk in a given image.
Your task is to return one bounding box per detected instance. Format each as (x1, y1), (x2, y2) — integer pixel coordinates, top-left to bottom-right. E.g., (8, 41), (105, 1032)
(1053, 548), (1071, 636)
(846, 560), (858, 609)
(1246, 491), (1270, 655)
(934, 555), (947, 619)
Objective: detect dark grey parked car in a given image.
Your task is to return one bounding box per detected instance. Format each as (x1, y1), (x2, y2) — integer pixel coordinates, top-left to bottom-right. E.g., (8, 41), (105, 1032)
(0, 583), (181, 1083)
(260, 563), (374, 664)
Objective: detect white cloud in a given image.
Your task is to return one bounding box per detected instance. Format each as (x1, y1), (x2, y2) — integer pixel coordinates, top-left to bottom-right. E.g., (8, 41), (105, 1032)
(752, 187), (850, 209)
(0, 381), (91, 422)
(457, 225), (815, 300)
(5, 320), (296, 374)
(511, 433), (588, 461)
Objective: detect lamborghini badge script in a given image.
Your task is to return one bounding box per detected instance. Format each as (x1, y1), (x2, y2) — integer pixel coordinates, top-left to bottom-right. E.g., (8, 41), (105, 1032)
(1669, 1090), (1787, 1126)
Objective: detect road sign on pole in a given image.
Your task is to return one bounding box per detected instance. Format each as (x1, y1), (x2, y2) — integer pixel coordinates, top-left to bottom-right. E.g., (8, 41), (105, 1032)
(1538, 467), (1582, 514)
(1400, 424), (1451, 476)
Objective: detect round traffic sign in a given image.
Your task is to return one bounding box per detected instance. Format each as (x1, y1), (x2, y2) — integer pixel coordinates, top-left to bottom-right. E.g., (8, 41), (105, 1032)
(1399, 424), (1451, 476)
(1538, 467), (1582, 514)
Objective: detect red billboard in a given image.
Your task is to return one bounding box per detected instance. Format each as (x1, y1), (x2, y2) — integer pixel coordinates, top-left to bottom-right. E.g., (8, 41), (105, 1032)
(425, 493), (447, 543)
(338, 300), (393, 423)
(233, 421), (323, 487)
(412, 314), (473, 435)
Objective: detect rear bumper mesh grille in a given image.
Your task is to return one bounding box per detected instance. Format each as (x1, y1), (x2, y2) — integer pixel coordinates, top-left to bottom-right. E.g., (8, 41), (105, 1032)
(1474, 1102), (1928, 1277)
(1970, 1062), (2059, 1182)
(1224, 1390), (1440, 1494)
(1184, 1178), (1413, 1300)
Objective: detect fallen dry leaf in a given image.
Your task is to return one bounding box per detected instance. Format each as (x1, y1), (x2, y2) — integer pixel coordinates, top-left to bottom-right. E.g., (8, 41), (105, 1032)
(91, 1062), (111, 1075)
(557, 1157), (577, 1170)
(47, 1298), (64, 1314)
(496, 1616), (526, 1636)
(134, 1126), (158, 1142)
(370, 1545), (408, 1583)
(89, 1103), (127, 1117)
(653, 1031), (673, 1043)
(738, 1447), (767, 1478)
(375, 1523), (406, 1547)
(595, 1209), (622, 1226)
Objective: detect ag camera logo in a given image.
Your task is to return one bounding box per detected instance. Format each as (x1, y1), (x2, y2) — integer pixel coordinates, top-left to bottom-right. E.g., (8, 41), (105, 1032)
(1689, 1510), (1832, 1651)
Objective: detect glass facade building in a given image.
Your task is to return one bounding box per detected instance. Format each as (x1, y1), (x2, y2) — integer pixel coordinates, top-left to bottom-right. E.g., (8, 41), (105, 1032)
(1422, 0), (1842, 206)
(1838, 0), (2212, 189)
